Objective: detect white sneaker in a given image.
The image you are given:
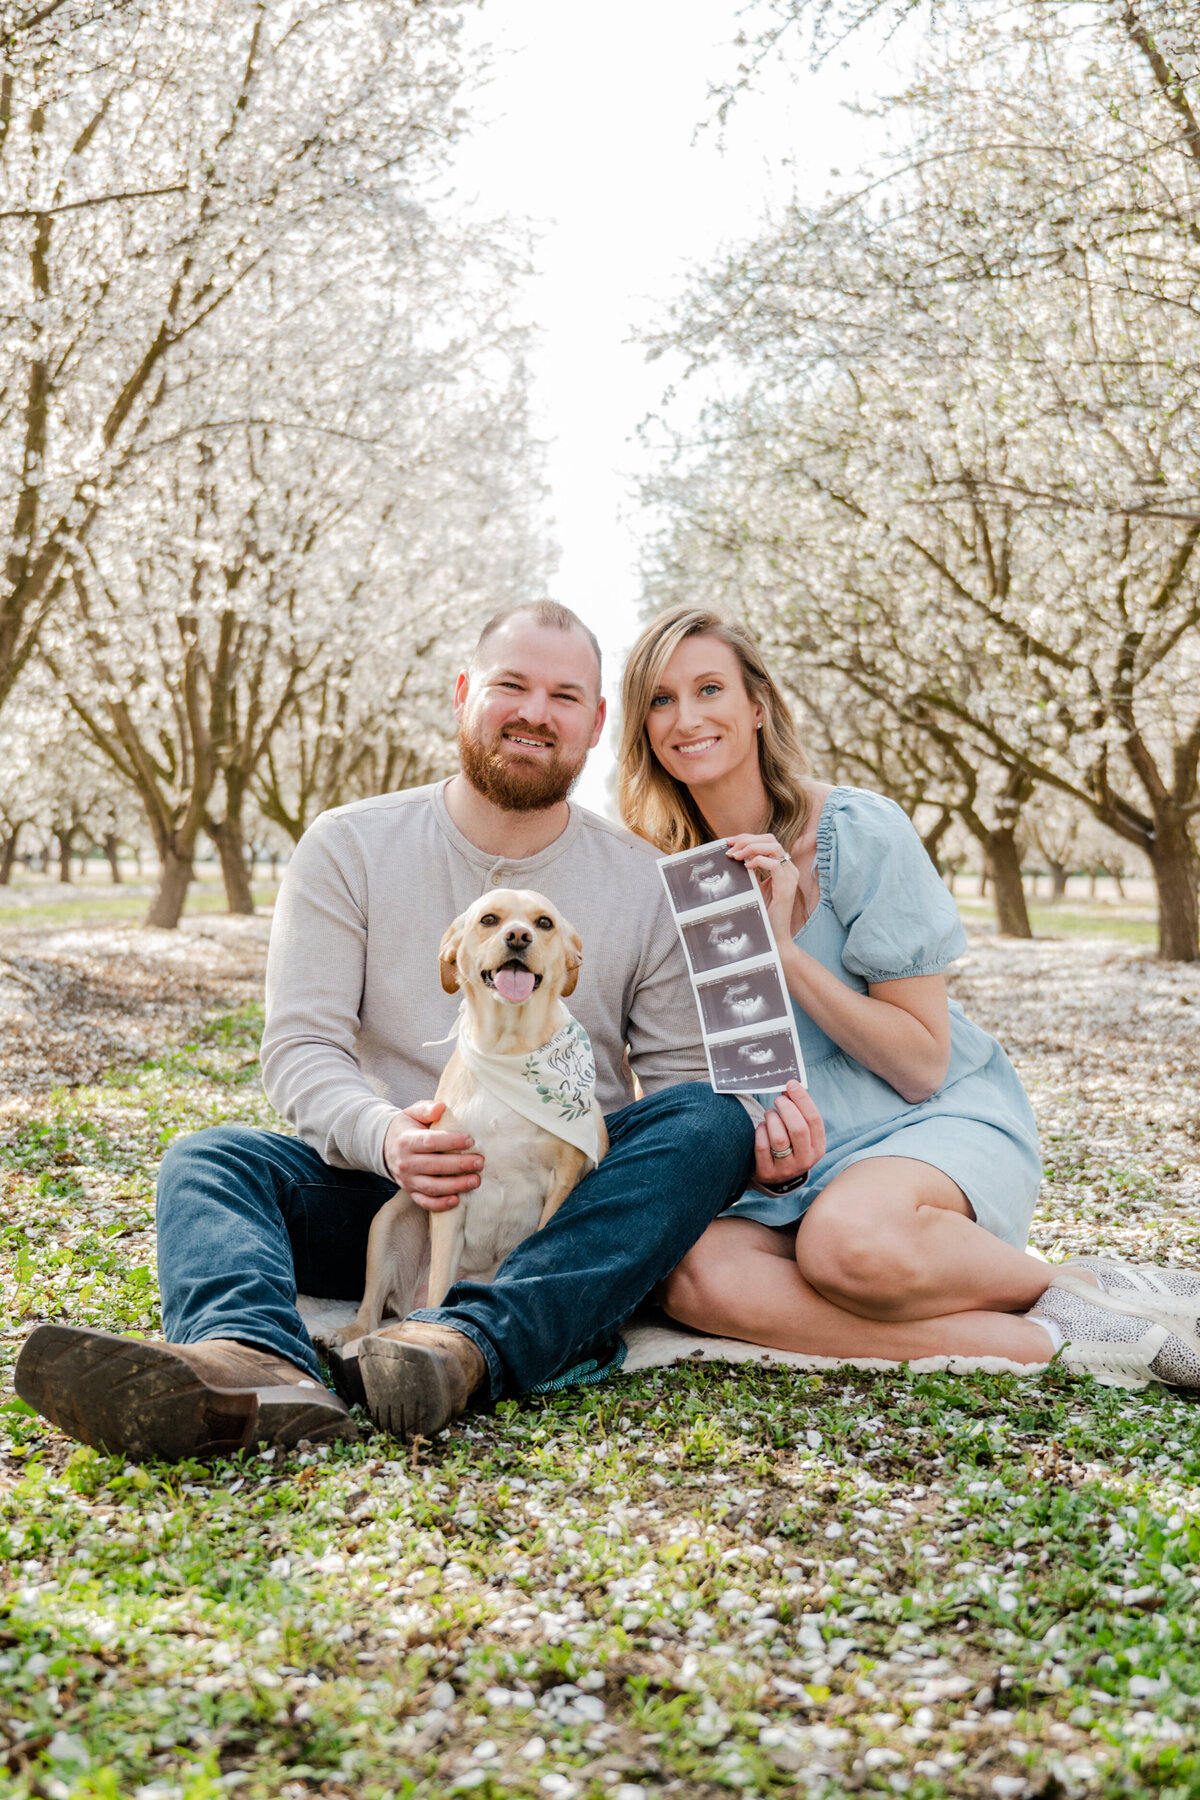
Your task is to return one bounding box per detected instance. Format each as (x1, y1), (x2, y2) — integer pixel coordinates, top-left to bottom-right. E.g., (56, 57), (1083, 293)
(1063, 1257), (1200, 1333)
(1031, 1276), (1200, 1391)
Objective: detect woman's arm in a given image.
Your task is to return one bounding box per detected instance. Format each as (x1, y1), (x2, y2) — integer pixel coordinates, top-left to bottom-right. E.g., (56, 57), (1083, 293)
(778, 948), (951, 1104)
(728, 831), (952, 1104)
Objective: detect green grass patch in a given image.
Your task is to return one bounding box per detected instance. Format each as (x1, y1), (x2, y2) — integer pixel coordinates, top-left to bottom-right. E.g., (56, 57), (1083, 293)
(0, 883), (278, 932)
(1, 993), (1199, 1798)
(956, 899), (1159, 946)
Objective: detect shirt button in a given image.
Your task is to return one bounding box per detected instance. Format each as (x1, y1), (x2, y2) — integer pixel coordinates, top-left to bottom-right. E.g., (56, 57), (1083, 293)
(491, 872), (505, 886)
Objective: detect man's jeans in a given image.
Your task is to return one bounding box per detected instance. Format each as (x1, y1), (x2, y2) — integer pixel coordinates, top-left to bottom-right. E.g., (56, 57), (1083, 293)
(156, 1084), (755, 1401)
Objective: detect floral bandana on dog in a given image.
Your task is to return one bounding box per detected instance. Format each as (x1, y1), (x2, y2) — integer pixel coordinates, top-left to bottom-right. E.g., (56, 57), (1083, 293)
(433, 1011), (602, 1166)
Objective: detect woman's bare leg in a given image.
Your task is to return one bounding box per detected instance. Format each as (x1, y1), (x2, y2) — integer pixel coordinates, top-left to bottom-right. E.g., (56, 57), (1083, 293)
(793, 1158), (1061, 1322)
(661, 1215), (1056, 1364)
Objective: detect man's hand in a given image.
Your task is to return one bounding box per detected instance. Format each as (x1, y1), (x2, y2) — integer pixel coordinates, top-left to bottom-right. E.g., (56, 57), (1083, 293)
(383, 1101), (484, 1213)
(752, 1081), (825, 1188)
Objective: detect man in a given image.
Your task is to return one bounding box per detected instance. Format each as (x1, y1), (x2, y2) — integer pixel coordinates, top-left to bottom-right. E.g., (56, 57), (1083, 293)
(16, 603), (822, 1458)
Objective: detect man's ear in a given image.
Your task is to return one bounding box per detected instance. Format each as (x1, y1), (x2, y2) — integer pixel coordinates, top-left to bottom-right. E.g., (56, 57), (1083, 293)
(561, 925), (583, 998)
(588, 693), (607, 751)
(439, 915), (466, 994)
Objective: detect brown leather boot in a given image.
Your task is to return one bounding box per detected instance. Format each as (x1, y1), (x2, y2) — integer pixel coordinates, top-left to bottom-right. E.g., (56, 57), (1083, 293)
(357, 1321), (486, 1439)
(15, 1324), (357, 1461)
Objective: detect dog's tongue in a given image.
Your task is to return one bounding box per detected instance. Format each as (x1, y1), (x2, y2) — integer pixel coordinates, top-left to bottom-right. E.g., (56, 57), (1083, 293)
(494, 966), (537, 1004)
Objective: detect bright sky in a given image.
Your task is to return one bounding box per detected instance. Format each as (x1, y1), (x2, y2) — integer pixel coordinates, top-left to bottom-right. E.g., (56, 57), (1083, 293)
(453, 1), (901, 815)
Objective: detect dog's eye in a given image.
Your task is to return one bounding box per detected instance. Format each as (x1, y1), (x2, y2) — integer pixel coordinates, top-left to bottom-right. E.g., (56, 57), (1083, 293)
(479, 913), (499, 927)
(535, 915), (554, 930)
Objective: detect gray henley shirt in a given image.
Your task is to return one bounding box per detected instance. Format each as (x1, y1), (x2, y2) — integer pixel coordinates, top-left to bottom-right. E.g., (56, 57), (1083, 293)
(260, 780), (710, 1174)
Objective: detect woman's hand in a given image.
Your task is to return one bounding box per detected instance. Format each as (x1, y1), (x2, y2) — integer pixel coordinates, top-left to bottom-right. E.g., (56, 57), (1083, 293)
(752, 1080), (826, 1187)
(726, 832), (800, 944)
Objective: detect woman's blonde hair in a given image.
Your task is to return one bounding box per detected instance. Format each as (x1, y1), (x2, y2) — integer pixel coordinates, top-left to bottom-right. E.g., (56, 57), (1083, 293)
(618, 606), (812, 854)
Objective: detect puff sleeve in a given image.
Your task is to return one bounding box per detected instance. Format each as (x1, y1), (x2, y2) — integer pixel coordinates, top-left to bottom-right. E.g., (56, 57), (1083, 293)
(819, 789), (967, 982)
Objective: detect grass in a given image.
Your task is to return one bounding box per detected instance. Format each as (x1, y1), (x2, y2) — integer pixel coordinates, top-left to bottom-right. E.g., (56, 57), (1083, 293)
(955, 899), (1159, 947)
(1, 882), (1155, 945)
(1, 1004), (1199, 1799)
(0, 883), (279, 933)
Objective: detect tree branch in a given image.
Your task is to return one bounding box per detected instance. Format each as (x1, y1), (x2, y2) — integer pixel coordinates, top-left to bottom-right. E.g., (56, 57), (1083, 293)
(0, 183), (187, 222)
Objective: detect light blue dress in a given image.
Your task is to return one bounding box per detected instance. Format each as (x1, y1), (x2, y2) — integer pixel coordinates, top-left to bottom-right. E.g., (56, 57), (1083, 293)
(725, 787), (1042, 1248)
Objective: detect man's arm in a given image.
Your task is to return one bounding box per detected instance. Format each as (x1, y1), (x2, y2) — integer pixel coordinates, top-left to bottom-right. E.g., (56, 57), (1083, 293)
(262, 816), (487, 1202)
(261, 814), (400, 1173)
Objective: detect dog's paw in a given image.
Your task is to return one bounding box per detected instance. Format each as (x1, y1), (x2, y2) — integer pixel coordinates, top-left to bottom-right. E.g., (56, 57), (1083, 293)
(328, 1325), (366, 1353)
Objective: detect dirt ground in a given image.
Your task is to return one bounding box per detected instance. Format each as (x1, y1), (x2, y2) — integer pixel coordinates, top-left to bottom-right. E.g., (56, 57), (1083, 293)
(0, 916), (270, 1101)
(0, 913), (1196, 1264)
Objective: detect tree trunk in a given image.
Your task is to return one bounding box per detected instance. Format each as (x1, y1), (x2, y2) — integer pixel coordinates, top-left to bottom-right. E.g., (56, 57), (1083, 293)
(1047, 859), (1069, 902)
(0, 829), (18, 885)
(103, 833), (122, 883)
(984, 831), (1033, 937)
(920, 807), (954, 870)
(209, 815), (255, 915)
(147, 850), (194, 929)
(55, 827), (73, 884)
(1148, 827), (1199, 962)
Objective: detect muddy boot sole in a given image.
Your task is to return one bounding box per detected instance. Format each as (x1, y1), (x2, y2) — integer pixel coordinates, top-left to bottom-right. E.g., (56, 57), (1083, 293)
(252, 1384), (358, 1450)
(15, 1324), (356, 1461)
(357, 1336), (460, 1439)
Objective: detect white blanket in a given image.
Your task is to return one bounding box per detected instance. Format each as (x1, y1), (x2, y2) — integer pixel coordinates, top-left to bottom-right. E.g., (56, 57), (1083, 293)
(296, 1295), (1046, 1380)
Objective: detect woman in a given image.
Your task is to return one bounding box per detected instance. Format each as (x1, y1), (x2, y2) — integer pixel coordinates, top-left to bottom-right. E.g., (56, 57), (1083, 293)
(618, 606), (1200, 1385)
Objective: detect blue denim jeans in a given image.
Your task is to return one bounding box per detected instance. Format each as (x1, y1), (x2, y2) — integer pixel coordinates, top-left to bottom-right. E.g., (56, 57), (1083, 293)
(156, 1083), (755, 1401)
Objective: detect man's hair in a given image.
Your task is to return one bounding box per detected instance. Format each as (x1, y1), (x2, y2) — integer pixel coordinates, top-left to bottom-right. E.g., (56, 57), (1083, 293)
(471, 602), (602, 691)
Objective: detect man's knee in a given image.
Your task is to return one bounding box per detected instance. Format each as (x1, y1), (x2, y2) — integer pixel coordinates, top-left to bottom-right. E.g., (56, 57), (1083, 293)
(643, 1082), (754, 1165)
(156, 1126), (277, 1226)
(159, 1124), (262, 1185)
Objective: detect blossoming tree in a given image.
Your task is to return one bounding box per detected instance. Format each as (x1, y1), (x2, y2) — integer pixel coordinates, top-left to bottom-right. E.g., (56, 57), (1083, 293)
(7, 0), (553, 925)
(645, 0), (1200, 956)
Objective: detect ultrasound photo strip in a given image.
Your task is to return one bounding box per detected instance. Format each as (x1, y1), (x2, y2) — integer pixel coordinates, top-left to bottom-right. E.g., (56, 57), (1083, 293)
(658, 837), (808, 1095)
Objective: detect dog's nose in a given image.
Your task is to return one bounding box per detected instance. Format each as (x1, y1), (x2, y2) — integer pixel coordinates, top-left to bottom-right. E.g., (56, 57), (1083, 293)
(505, 926), (532, 950)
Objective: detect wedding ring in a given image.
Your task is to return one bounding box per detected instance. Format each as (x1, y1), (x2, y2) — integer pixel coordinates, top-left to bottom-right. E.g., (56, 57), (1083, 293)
(770, 1146), (791, 1160)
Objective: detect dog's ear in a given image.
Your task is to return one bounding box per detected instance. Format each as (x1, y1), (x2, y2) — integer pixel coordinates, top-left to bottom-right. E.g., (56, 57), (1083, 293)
(438, 914), (466, 994)
(561, 924), (583, 998)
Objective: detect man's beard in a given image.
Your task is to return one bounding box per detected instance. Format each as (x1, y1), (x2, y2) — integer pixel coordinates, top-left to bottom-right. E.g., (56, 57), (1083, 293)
(458, 719), (587, 812)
